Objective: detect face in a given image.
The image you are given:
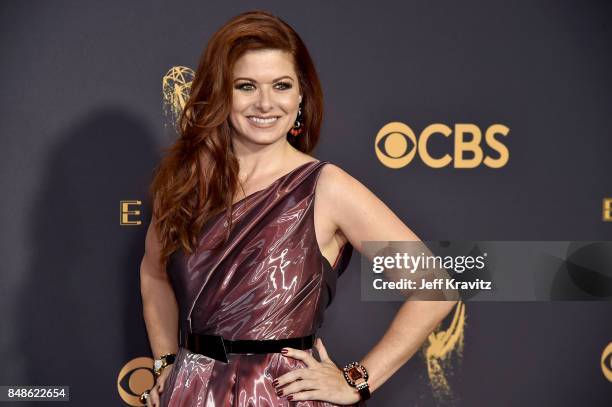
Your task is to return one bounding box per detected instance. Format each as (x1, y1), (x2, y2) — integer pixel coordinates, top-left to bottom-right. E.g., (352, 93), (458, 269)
(229, 49), (302, 146)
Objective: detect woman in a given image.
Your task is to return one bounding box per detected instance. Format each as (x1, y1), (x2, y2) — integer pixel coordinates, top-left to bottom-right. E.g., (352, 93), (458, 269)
(140, 10), (456, 406)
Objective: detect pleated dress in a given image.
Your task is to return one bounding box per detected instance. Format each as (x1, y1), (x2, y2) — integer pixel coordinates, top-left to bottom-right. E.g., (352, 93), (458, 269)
(160, 160), (364, 406)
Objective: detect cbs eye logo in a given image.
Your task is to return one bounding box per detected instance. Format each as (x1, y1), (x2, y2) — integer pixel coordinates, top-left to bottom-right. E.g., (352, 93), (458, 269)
(117, 357), (155, 406)
(375, 122), (510, 169)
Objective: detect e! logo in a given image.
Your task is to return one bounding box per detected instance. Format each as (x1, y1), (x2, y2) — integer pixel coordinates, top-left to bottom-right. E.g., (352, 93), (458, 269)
(603, 198), (612, 222)
(120, 200), (142, 225)
(117, 357), (154, 406)
(602, 342), (612, 382)
(375, 122), (510, 169)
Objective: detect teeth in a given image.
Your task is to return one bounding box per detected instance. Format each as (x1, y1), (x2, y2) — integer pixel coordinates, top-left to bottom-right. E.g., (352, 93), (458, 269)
(248, 116), (278, 124)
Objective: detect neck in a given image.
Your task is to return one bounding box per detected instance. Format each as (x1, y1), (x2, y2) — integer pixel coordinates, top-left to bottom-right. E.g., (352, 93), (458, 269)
(233, 140), (299, 182)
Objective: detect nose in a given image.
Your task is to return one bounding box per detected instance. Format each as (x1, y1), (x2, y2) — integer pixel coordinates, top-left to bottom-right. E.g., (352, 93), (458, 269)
(255, 85), (273, 112)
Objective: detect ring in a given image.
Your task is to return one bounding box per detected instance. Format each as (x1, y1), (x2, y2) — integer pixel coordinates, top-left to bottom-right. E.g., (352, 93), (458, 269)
(140, 389), (150, 404)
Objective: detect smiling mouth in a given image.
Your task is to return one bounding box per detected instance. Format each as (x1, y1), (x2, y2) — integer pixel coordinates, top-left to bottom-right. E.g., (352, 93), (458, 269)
(247, 116), (280, 124)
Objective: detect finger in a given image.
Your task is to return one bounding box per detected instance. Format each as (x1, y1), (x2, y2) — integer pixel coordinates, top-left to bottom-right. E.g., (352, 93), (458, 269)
(149, 388), (160, 407)
(157, 379), (165, 393)
(314, 338), (331, 362)
(274, 368), (315, 387)
(288, 389), (323, 402)
(282, 347), (318, 367)
(277, 378), (318, 396)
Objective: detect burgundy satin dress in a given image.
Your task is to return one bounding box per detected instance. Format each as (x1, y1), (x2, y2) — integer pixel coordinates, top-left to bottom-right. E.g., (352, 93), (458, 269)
(160, 160), (364, 406)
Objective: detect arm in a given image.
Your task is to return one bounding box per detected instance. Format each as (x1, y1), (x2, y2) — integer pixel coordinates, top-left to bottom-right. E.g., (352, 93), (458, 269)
(140, 213), (179, 360)
(319, 164), (458, 394)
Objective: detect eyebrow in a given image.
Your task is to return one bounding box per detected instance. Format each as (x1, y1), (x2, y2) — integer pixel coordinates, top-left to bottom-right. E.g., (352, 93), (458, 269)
(233, 76), (295, 83)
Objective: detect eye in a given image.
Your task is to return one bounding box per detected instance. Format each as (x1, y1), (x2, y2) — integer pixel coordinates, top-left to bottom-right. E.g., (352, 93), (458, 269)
(274, 81), (292, 90)
(235, 82), (255, 91)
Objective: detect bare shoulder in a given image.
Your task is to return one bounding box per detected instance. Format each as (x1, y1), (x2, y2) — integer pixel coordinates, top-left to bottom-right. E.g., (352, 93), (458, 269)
(312, 163), (358, 249)
(314, 163), (370, 236)
(316, 162), (375, 210)
(315, 162), (421, 251)
(316, 162), (362, 199)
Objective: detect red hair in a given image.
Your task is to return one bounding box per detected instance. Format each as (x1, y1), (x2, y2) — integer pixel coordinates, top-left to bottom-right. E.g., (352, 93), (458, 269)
(149, 10), (324, 267)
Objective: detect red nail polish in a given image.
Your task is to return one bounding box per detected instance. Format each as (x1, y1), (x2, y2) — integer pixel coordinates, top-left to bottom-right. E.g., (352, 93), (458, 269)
(281, 348), (288, 354)
(272, 379), (279, 386)
(287, 395), (293, 401)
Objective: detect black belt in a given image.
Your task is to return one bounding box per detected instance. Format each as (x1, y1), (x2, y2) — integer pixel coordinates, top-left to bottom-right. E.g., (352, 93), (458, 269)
(181, 331), (315, 363)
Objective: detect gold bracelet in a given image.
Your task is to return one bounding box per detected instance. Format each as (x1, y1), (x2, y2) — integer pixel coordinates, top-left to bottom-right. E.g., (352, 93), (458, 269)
(153, 353), (177, 376)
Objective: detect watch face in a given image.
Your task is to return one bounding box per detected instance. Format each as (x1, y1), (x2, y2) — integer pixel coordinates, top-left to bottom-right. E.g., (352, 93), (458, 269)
(348, 367), (363, 381)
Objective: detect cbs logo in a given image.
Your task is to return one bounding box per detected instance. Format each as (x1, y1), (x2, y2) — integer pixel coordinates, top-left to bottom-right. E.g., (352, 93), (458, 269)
(117, 357), (155, 406)
(602, 342), (612, 382)
(375, 122), (510, 169)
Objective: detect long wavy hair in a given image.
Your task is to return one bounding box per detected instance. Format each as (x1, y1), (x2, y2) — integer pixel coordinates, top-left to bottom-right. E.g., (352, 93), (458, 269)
(149, 10), (324, 267)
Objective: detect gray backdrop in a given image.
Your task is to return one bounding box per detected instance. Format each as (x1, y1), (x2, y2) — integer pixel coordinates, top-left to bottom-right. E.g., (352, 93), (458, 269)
(1, 0), (611, 406)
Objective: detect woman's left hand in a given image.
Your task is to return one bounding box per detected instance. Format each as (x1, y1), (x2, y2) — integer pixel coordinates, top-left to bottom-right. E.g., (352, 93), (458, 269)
(273, 338), (362, 404)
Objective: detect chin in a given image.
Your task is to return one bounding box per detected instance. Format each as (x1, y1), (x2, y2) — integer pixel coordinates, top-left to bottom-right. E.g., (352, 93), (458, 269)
(251, 133), (287, 145)
(236, 129), (286, 145)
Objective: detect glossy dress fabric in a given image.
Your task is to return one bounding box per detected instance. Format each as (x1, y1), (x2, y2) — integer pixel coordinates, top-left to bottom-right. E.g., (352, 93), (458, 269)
(160, 160), (364, 407)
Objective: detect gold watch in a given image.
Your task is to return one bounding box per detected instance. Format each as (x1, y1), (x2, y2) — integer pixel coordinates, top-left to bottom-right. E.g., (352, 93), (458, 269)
(153, 353), (176, 376)
(342, 361), (371, 401)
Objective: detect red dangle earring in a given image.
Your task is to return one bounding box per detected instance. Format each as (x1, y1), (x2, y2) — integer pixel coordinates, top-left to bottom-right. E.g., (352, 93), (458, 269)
(289, 102), (303, 137)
